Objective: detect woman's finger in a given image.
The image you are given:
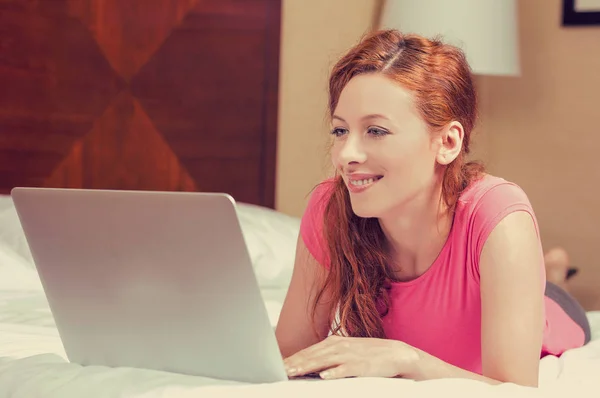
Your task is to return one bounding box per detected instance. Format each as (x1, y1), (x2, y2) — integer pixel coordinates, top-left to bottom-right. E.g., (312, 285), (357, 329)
(319, 363), (361, 380)
(286, 351), (347, 377)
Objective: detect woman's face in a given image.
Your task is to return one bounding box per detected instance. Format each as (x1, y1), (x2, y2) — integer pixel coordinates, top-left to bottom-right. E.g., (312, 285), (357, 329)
(330, 73), (444, 218)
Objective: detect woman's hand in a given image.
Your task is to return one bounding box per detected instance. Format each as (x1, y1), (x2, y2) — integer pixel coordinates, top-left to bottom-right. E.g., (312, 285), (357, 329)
(283, 335), (419, 380)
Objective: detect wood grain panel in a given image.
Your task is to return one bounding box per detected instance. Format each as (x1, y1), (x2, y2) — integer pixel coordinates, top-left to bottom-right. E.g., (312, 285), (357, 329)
(262, 0), (281, 210)
(0, 0), (124, 193)
(0, 0), (281, 207)
(45, 91), (197, 191)
(130, 0), (277, 205)
(67, 0), (198, 80)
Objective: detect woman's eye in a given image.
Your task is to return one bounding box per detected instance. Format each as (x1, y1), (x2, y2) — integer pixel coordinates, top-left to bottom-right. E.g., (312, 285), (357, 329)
(330, 128), (347, 137)
(368, 127), (389, 136)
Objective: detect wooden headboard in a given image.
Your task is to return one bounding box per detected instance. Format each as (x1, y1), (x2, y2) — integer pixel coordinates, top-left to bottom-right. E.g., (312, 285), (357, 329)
(0, 0), (281, 208)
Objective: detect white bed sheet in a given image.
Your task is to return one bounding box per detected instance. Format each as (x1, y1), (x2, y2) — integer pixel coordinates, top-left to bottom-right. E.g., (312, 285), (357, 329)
(0, 286), (599, 398)
(1, 195), (600, 397)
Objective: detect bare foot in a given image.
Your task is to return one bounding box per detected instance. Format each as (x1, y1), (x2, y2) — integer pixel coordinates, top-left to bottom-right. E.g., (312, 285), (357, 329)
(544, 247), (571, 292)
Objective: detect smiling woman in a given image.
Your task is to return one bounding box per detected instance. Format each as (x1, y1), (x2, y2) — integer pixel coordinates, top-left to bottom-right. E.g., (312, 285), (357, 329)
(275, 29), (590, 387)
(329, 73), (450, 220)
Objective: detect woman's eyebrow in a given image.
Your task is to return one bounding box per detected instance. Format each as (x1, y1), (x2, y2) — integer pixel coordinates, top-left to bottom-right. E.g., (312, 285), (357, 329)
(332, 114), (391, 123)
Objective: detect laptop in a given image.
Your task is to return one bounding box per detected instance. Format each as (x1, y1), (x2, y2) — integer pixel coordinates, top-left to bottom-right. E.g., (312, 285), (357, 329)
(10, 187), (297, 384)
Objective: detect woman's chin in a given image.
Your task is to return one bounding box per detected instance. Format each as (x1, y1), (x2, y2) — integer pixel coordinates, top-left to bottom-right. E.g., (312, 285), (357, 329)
(350, 202), (380, 219)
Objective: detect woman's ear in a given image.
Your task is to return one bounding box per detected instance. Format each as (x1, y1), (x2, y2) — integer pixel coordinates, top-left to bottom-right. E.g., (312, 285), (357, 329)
(436, 121), (464, 165)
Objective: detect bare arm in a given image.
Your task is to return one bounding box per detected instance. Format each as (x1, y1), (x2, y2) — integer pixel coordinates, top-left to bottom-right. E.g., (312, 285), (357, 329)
(275, 235), (332, 359)
(407, 211), (545, 387)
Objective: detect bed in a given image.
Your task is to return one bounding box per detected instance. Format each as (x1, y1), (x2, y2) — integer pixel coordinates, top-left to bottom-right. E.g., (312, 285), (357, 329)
(0, 194), (600, 398)
(2, 0), (600, 397)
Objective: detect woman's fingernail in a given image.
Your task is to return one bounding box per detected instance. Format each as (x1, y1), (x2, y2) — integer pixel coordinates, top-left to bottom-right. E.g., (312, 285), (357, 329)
(287, 367), (297, 376)
(320, 371), (330, 379)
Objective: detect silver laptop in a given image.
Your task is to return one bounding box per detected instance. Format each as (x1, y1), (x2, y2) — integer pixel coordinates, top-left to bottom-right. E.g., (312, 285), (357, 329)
(10, 187), (289, 384)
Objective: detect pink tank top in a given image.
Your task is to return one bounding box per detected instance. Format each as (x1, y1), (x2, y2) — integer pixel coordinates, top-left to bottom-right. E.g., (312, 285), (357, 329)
(300, 174), (585, 374)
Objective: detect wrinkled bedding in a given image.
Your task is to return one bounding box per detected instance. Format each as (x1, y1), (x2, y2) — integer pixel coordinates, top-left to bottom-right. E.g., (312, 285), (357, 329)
(1, 195), (599, 397)
(0, 287), (598, 398)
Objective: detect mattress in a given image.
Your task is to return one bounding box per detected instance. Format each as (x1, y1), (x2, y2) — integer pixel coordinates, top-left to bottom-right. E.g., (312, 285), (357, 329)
(1, 195), (599, 397)
(0, 286), (599, 398)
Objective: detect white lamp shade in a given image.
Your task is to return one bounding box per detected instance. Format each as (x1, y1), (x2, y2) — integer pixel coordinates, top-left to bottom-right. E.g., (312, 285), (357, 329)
(379, 0), (520, 76)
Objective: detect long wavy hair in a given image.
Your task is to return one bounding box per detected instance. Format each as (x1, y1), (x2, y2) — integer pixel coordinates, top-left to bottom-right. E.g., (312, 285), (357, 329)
(312, 30), (485, 338)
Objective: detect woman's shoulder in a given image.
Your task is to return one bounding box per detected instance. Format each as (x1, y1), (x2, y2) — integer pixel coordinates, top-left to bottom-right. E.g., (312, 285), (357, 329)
(455, 173), (538, 260)
(458, 173), (533, 212)
(298, 178), (337, 266)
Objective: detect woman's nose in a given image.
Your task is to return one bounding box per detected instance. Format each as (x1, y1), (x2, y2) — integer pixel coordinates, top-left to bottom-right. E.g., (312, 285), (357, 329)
(337, 134), (367, 165)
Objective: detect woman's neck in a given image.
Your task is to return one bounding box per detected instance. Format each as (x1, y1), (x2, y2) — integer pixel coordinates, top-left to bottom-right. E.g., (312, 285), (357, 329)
(378, 181), (453, 281)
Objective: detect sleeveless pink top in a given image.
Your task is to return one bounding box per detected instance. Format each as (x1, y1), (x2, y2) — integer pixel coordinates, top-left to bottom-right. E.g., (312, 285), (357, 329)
(300, 174), (586, 374)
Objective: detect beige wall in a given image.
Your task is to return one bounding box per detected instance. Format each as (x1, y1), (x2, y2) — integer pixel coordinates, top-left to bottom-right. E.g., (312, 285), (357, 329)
(275, 0), (600, 308)
(477, 0), (600, 309)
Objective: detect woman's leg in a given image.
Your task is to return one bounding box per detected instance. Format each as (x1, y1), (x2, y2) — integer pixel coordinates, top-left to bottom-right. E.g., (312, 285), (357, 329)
(544, 247), (591, 344)
(545, 281), (591, 344)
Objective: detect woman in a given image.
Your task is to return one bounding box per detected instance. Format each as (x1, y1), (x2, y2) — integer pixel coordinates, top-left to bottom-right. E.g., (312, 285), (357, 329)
(275, 30), (590, 387)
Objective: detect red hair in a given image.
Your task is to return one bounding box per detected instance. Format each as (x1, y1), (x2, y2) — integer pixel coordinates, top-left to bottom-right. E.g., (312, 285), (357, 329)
(313, 30), (484, 338)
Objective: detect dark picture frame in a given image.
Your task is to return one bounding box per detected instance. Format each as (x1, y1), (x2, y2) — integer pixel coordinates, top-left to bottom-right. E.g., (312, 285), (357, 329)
(563, 0), (600, 25)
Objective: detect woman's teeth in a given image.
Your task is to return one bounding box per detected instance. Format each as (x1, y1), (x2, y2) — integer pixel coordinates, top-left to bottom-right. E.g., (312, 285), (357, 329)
(350, 178), (373, 186)
(349, 177), (381, 186)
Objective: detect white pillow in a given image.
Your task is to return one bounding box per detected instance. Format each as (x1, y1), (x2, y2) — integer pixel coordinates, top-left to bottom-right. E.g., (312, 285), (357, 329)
(0, 196), (34, 265)
(0, 194), (14, 211)
(235, 202), (300, 289)
(0, 195), (300, 290)
(0, 240), (43, 291)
